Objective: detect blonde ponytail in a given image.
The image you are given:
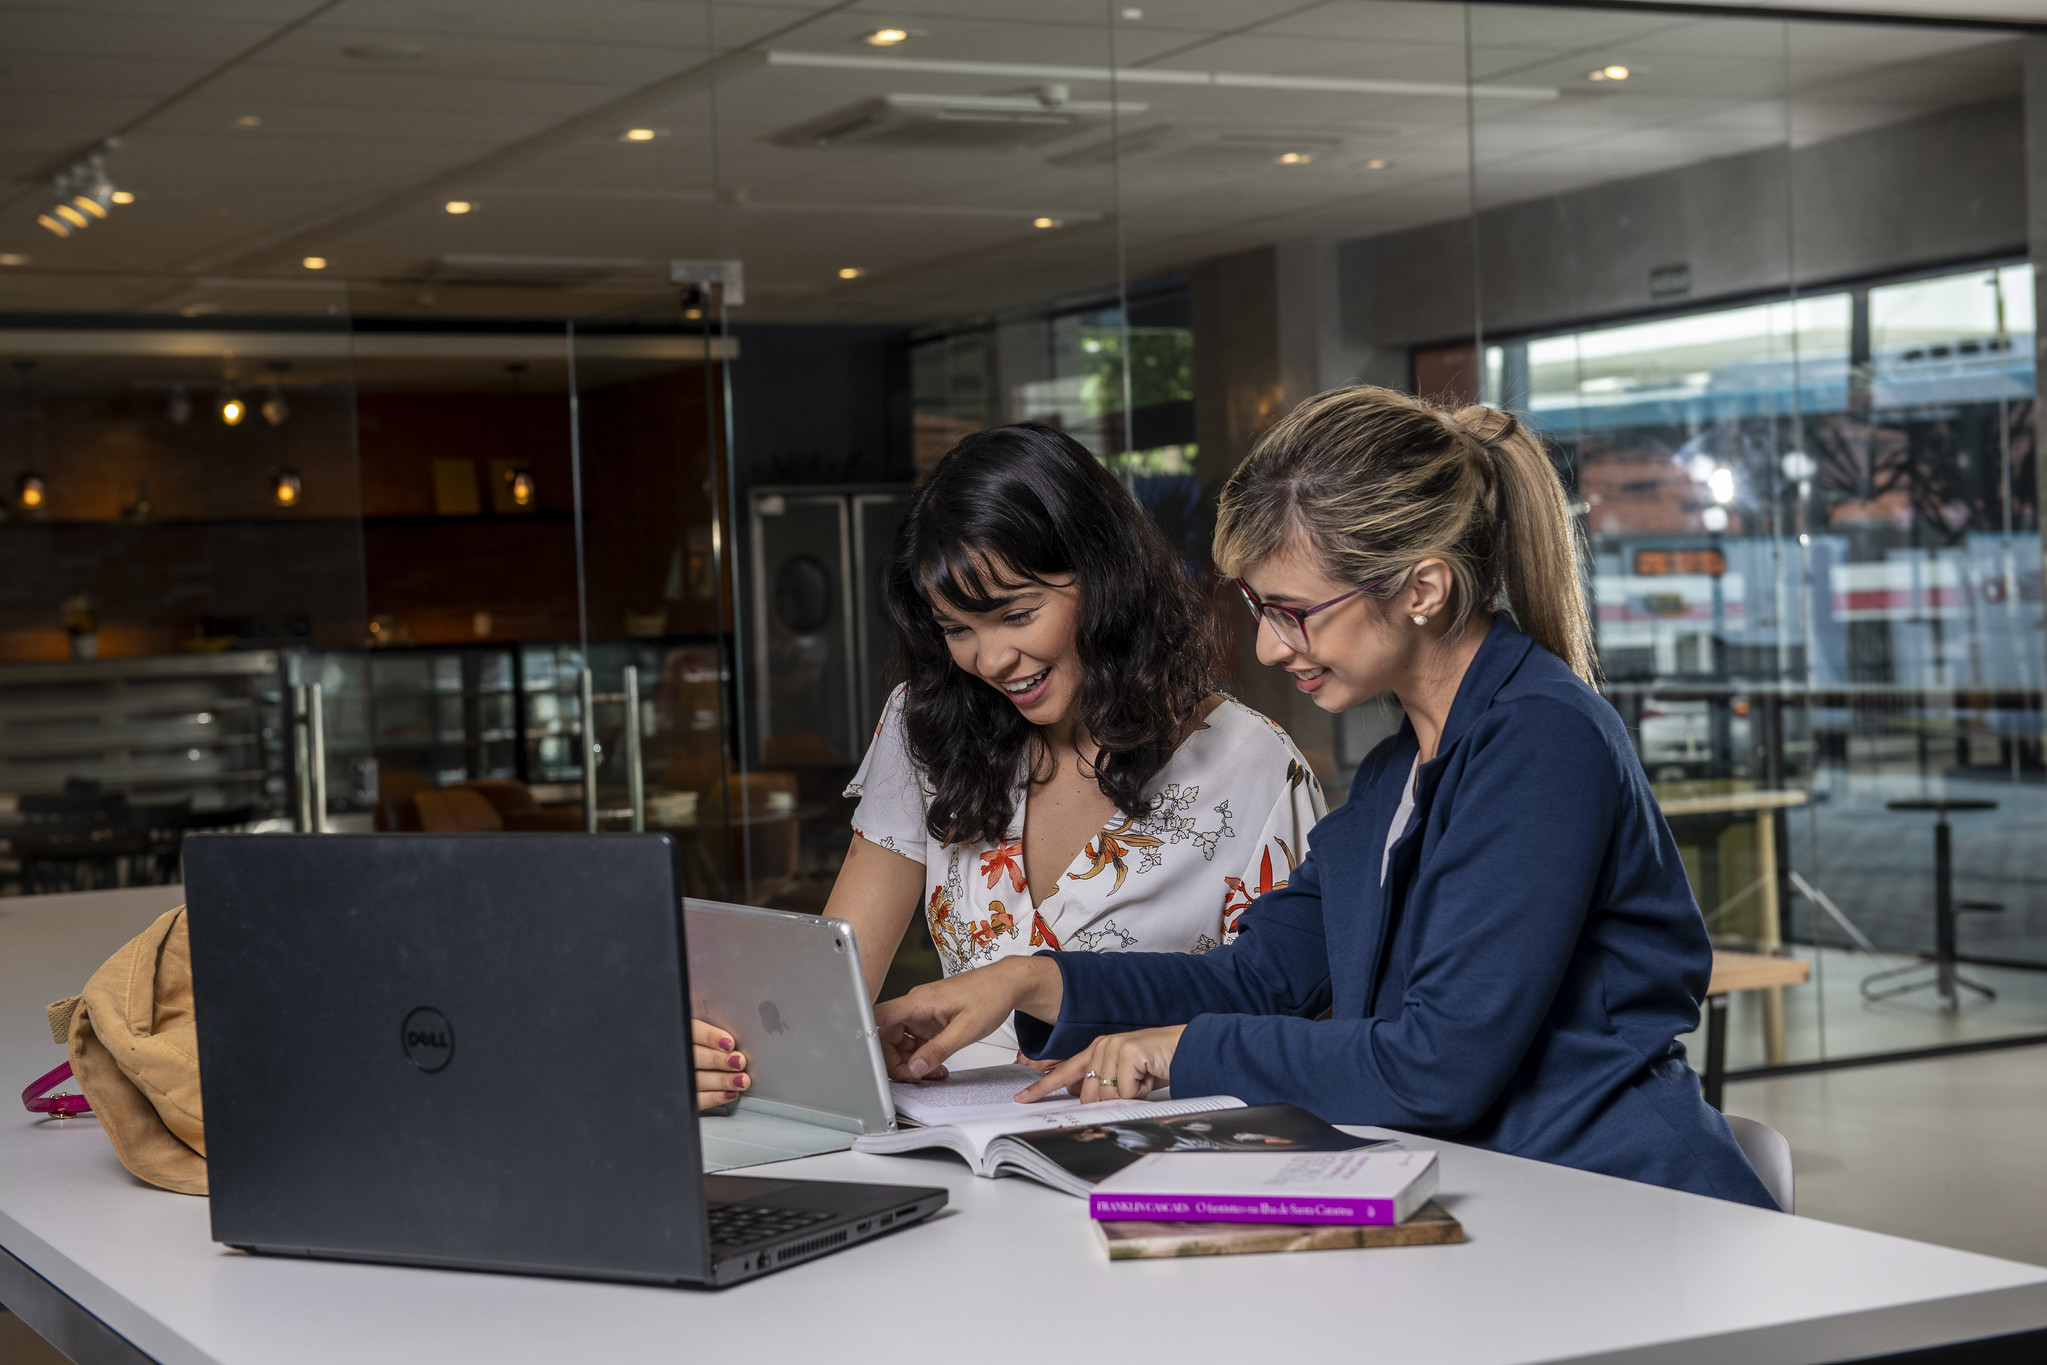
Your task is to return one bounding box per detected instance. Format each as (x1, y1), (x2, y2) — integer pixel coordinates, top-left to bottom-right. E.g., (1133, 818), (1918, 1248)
(1450, 404), (1596, 682)
(1214, 385), (1597, 684)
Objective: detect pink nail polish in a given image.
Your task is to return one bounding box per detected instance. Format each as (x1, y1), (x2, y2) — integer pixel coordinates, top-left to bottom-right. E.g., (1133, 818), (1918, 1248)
(720, 1037), (733, 1050)
(728, 1053), (743, 1068)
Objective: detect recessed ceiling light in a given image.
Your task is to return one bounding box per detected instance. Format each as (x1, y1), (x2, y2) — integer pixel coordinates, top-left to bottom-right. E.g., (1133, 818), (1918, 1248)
(860, 28), (914, 46)
(110, 190), (135, 205)
(444, 200), (473, 215)
(837, 266), (864, 279)
(1032, 216), (1062, 229)
(302, 256), (328, 270)
(236, 114), (262, 127)
(1363, 158), (1390, 170)
(1587, 64), (1631, 82)
(683, 307), (703, 320)
(53, 204), (90, 229)
(1122, 7), (1144, 18)
(1276, 151), (1313, 166)
(36, 215), (69, 238)
(0, 254), (26, 267)
(622, 127), (660, 142)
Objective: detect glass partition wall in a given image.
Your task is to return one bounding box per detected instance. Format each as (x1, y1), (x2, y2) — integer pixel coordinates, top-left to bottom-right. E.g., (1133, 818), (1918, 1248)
(1464, 5), (2046, 1071)
(1, 0), (2038, 1074)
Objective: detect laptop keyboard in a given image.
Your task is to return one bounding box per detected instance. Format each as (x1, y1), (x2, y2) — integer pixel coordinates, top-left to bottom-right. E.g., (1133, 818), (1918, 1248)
(707, 1202), (836, 1248)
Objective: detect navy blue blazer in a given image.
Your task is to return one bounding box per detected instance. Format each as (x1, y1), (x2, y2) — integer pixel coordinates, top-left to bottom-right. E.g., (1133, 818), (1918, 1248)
(1018, 616), (1776, 1208)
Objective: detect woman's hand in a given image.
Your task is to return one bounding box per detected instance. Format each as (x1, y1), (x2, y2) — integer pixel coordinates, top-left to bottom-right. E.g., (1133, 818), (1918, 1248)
(692, 1017), (751, 1111)
(874, 955), (1064, 1081)
(1015, 1025), (1185, 1105)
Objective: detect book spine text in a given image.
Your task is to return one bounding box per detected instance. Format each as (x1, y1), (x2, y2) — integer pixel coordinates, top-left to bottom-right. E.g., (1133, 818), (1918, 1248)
(1087, 1194), (1396, 1225)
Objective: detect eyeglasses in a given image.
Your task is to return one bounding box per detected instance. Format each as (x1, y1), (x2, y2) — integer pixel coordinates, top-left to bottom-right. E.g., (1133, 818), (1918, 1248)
(1236, 578), (1381, 652)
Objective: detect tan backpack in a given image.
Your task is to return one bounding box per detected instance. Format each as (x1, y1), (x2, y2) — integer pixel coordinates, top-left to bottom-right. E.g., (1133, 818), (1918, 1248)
(34, 906), (207, 1195)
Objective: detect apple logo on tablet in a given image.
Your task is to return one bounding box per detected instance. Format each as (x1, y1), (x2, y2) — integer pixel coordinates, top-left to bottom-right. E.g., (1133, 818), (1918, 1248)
(759, 1000), (788, 1036)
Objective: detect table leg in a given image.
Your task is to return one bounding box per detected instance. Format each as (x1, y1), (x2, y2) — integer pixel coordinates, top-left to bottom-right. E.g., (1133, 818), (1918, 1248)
(1703, 993), (1728, 1111)
(1754, 811), (1785, 1065)
(1935, 816), (1957, 1012)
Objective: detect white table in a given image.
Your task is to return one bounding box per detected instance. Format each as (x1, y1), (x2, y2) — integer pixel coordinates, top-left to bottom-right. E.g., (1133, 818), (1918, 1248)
(5, 887), (2047, 1365)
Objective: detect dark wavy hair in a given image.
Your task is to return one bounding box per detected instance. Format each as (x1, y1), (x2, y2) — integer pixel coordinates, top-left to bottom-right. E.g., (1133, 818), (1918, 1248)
(885, 423), (1219, 846)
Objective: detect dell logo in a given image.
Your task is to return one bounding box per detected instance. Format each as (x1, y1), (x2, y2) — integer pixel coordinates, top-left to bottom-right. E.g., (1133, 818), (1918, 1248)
(758, 1000), (788, 1036)
(400, 1006), (455, 1073)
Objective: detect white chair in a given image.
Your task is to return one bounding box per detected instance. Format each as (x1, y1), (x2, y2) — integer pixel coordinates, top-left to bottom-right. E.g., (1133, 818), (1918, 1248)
(1723, 1114), (1794, 1213)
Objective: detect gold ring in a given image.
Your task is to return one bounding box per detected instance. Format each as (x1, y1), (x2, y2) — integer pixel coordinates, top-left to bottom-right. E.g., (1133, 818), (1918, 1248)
(1100, 1077), (1117, 1086)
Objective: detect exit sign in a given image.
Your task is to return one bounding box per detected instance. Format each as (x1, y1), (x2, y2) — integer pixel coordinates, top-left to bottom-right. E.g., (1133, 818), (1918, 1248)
(1635, 547), (1726, 576)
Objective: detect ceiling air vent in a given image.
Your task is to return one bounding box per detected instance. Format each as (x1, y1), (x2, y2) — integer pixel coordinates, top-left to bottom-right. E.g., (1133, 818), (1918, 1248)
(770, 93), (1141, 153)
(417, 254), (650, 287)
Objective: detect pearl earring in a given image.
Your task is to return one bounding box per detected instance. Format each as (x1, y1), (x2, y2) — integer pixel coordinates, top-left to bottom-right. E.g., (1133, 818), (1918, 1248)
(1412, 614), (1429, 626)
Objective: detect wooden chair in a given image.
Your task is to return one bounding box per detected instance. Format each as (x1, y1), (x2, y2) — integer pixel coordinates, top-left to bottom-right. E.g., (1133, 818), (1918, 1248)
(375, 771), (431, 832)
(412, 787), (505, 832)
(457, 779), (583, 831)
(1700, 951), (1811, 1110)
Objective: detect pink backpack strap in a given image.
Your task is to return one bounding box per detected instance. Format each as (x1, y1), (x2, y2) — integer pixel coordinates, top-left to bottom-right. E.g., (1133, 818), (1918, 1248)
(22, 1060), (91, 1117)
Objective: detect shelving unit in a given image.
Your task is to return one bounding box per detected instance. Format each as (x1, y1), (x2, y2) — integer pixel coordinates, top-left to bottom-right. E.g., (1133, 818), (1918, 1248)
(0, 652), (284, 812)
(307, 638), (724, 801)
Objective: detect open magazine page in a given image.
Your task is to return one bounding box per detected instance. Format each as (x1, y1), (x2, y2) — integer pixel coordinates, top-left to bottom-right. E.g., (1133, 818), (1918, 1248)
(854, 1088), (1246, 1169)
(890, 1064), (1083, 1127)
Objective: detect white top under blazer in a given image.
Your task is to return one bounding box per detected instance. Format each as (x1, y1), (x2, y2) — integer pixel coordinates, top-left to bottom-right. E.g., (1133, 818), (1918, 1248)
(847, 688), (1327, 1045)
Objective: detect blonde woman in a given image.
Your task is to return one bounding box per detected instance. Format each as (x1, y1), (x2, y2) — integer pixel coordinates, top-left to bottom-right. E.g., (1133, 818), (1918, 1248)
(874, 387), (1776, 1208)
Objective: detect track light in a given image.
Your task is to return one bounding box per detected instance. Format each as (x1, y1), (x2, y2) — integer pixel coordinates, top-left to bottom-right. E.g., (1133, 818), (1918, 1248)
(506, 468), (535, 507)
(16, 473), (47, 514)
(220, 390), (245, 426)
(261, 388), (289, 426)
(35, 149), (127, 242)
(271, 469), (302, 507)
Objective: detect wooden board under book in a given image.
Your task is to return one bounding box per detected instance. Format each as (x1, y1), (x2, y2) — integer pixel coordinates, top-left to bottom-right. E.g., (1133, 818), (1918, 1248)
(1095, 1200), (1463, 1260)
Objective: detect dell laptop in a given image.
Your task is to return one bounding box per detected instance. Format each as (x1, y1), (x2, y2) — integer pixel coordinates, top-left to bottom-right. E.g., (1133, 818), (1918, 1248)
(183, 832), (945, 1288)
(686, 898), (896, 1171)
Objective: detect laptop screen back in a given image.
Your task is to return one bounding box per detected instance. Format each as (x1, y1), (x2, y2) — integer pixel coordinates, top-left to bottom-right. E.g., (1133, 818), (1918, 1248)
(184, 832), (712, 1284)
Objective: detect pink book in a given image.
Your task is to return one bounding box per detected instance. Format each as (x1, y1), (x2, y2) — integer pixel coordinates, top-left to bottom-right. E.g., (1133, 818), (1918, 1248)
(1087, 1149), (1440, 1226)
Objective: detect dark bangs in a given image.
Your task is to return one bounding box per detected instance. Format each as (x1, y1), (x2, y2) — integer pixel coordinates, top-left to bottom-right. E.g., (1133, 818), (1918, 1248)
(883, 422), (1219, 847)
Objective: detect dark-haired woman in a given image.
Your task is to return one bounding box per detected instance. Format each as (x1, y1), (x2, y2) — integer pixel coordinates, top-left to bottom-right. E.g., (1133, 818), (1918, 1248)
(691, 424), (1323, 1107)
(872, 388), (1776, 1207)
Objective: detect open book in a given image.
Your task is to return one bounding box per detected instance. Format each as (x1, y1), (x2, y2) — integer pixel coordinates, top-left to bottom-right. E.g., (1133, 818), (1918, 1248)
(853, 1065), (1387, 1198)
